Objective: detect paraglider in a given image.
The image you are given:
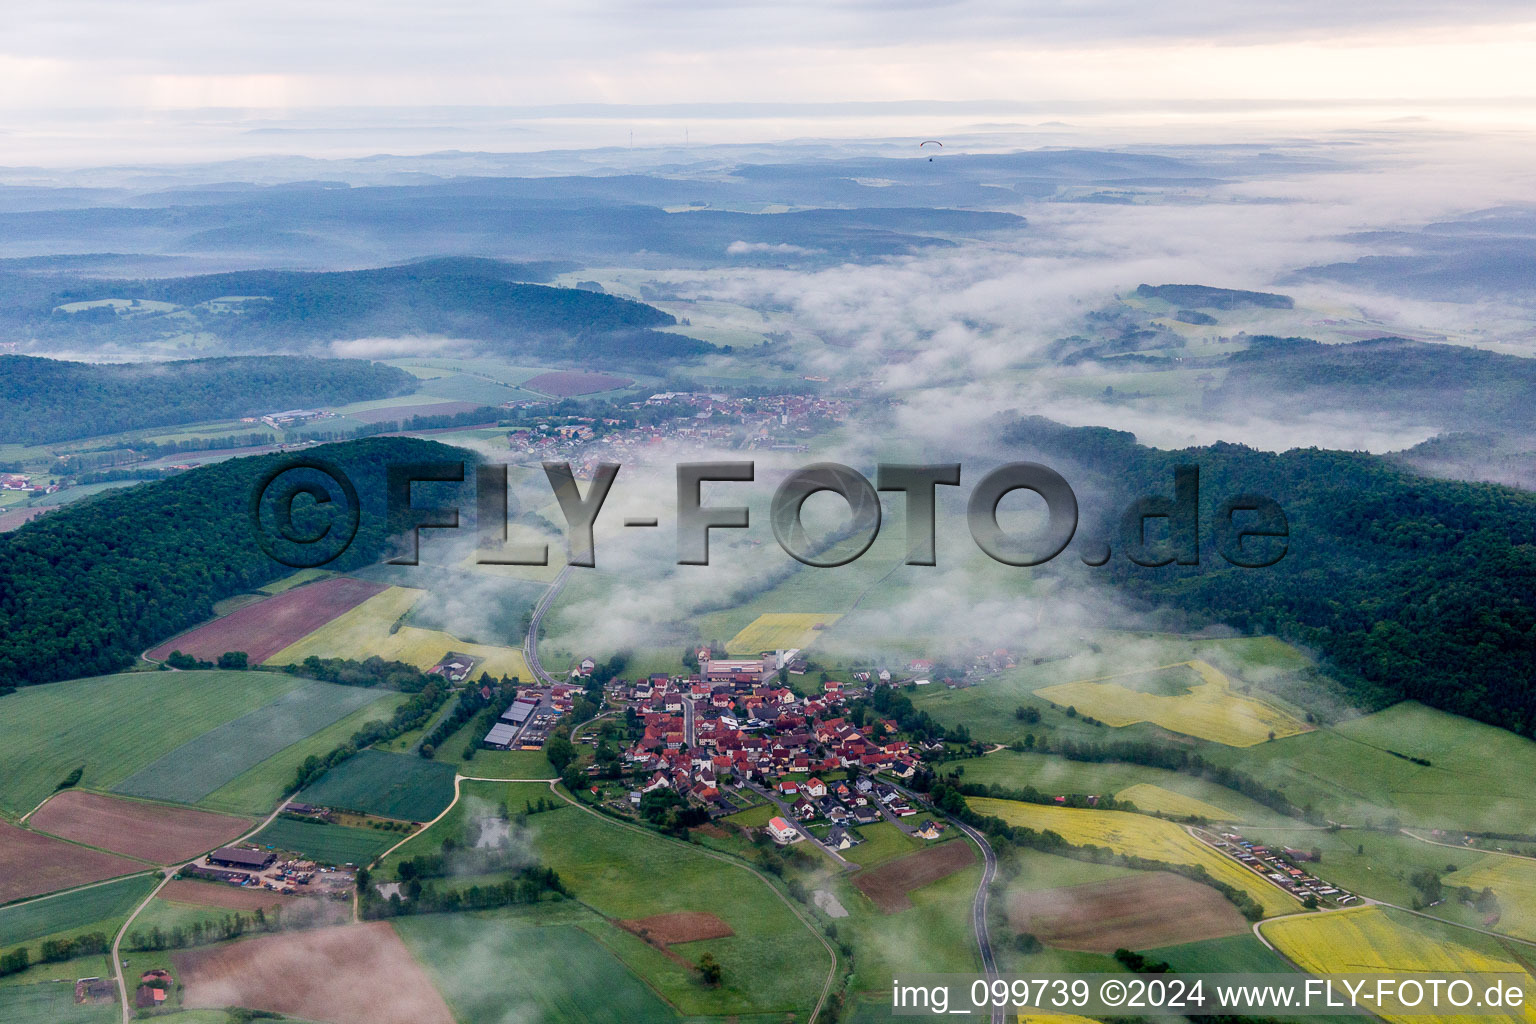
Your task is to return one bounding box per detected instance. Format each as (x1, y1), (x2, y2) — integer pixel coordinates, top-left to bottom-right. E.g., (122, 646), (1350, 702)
(919, 140), (942, 161)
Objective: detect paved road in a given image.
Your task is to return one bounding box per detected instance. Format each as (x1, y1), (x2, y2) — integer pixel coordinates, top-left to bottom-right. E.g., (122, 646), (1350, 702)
(884, 780), (1003, 1022)
(522, 565), (571, 685)
(681, 694), (698, 746)
(945, 815), (1004, 1024)
(111, 797), (295, 1024)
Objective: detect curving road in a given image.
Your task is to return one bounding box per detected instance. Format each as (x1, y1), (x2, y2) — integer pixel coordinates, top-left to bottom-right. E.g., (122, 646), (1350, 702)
(522, 565), (571, 685)
(885, 779), (1003, 1023)
(945, 815), (1004, 1024)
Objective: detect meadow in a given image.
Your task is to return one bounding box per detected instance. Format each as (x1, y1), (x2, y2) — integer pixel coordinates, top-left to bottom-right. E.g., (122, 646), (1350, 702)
(1262, 907), (1536, 1024)
(392, 780), (829, 1018)
(297, 749), (458, 822)
(455, 747), (557, 779)
(0, 982), (117, 1024)
(1207, 701), (1536, 832)
(968, 798), (1297, 917)
(1033, 660), (1309, 747)
(0, 671), (305, 816)
(112, 682), (386, 807)
(252, 816), (397, 866)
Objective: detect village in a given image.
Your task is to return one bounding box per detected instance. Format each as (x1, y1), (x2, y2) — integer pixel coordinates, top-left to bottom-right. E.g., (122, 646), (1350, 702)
(476, 647), (943, 851)
(502, 390), (853, 469)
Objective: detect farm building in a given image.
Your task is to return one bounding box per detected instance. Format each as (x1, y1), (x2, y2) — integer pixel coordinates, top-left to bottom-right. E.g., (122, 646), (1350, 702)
(701, 655), (776, 684)
(501, 700), (536, 724)
(209, 846), (274, 870)
(483, 722), (519, 748)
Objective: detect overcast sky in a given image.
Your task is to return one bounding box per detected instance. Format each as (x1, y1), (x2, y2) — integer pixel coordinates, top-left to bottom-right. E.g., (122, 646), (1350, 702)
(4, 1), (1535, 110)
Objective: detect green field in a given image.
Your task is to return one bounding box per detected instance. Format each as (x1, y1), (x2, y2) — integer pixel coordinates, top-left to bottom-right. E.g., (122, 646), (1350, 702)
(1149, 933), (1299, 973)
(113, 682), (387, 806)
(1207, 701), (1536, 831)
(298, 749), (457, 822)
(0, 874), (157, 948)
(198, 693), (410, 815)
(1004, 847), (1139, 893)
(251, 816), (397, 866)
(0, 671), (310, 816)
(837, 855), (983, 992)
(846, 821), (926, 869)
(0, 982), (117, 1024)
(394, 908), (679, 1024)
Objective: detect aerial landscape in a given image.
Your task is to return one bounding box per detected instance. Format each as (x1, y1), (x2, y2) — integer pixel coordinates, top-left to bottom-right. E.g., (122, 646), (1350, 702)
(2, 3), (1536, 1024)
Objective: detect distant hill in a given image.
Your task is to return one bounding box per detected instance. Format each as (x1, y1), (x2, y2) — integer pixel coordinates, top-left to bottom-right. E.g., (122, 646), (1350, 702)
(1004, 416), (1536, 736)
(0, 355), (416, 444)
(1211, 335), (1536, 435)
(1134, 284), (1293, 310)
(0, 435), (470, 687)
(8, 257), (703, 362)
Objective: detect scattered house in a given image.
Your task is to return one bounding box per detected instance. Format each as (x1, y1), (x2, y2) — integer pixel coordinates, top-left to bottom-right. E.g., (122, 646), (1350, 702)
(766, 816), (801, 844)
(802, 777), (827, 798)
(915, 820), (946, 840)
(826, 826), (859, 850)
(777, 780), (800, 796)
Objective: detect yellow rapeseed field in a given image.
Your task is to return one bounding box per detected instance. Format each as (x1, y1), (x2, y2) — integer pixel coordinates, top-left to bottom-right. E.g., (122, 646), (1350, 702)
(1033, 660), (1309, 747)
(1452, 854), (1536, 943)
(267, 586), (533, 681)
(968, 798), (1295, 916)
(1264, 906), (1536, 1024)
(1114, 783), (1232, 821)
(727, 613), (842, 655)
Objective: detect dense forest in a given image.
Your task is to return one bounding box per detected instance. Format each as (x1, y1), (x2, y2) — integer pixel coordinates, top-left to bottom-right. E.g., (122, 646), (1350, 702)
(14, 257), (706, 361)
(1005, 417), (1536, 735)
(0, 435), (470, 687)
(0, 354), (414, 443)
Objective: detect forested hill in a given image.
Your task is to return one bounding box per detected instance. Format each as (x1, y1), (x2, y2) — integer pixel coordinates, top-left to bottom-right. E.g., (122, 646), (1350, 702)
(0, 436), (470, 687)
(1004, 417), (1536, 735)
(19, 257), (704, 362)
(0, 355), (415, 444)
